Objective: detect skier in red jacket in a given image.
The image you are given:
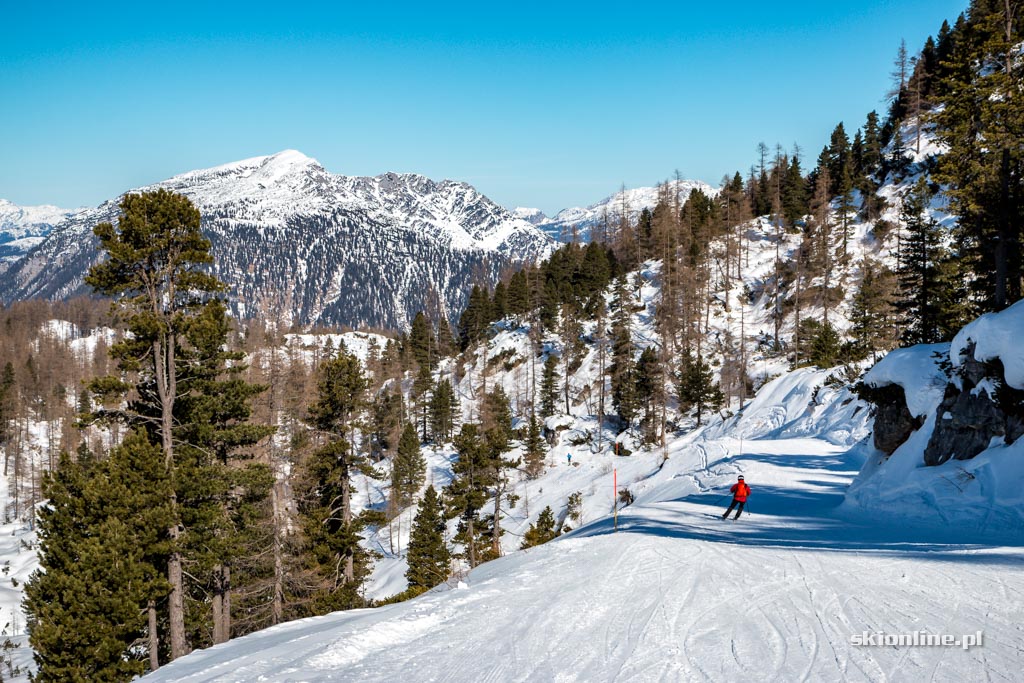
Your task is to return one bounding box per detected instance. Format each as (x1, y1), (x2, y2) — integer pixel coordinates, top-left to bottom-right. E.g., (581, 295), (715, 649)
(722, 475), (750, 520)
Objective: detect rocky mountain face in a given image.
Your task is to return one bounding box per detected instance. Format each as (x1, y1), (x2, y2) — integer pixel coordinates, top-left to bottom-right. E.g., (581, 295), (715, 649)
(518, 179), (717, 242)
(0, 151), (556, 330)
(0, 199), (81, 263)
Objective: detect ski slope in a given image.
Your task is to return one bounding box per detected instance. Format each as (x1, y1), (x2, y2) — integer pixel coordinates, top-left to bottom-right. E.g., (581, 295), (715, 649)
(142, 430), (1024, 682)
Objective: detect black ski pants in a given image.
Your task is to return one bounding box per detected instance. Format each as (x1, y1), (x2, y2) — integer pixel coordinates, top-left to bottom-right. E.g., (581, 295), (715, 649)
(723, 499), (745, 519)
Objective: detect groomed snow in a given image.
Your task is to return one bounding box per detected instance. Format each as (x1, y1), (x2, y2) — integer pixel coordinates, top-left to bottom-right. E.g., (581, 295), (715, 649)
(141, 426), (1023, 682)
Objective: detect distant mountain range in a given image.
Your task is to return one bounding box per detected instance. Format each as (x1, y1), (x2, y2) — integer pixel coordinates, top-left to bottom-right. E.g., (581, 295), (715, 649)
(515, 179), (717, 241)
(0, 151), (556, 330)
(0, 199), (83, 263)
(1, 156), (720, 329)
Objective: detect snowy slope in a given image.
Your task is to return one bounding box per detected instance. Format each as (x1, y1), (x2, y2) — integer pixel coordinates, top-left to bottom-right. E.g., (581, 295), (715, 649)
(139, 276), (1024, 681)
(140, 389), (1023, 682)
(0, 152), (556, 330)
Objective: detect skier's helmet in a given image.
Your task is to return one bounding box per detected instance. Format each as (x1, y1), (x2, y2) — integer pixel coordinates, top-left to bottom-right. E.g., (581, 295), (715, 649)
(737, 475), (744, 480)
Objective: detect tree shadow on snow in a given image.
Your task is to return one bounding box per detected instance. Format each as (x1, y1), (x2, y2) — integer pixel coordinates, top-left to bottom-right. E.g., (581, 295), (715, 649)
(569, 479), (1024, 565)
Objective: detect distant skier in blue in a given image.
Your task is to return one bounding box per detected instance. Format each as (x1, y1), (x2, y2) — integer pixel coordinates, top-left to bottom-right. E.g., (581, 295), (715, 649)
(567, 452), (572, 465)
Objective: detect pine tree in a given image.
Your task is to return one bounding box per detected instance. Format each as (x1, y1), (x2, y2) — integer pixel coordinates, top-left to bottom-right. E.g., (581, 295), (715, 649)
(26, 430), (174, 681)
(676, 351), (723, 426)
(782, 152), (808, 228)
(560, 304), (583, 414)
(408, 311), (436, 371)
(0, 362), (14, 450)
(392, 423), (426, 509)
(896, 178), (957, 343)
(428, 378), (457, 443)
(634, 346), (662, 444)
(609, 279), (639, 429)
(458, 285), (492, 350)
(405, 486), (450, 595)
(83, 189), (234, 660)
(522, 413), (547, 479)
(370, 389), (404, 461)
(300, 345), (376, 609)
(808, 320), (844, 368)
(520, 506), (559, 549)
(539, 354), (559, 418)
(445, 423), (492, 568)
(507, 270), (530, 316)
(413, 361), (433, 441)
(173, 298), (276, 647)
(491, 281), (508, 320)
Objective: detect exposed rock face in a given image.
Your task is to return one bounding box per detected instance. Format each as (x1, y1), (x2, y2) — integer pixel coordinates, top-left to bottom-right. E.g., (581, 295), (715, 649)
(869, 384), (922, 455)
(924, 383), (1006, 465)
(866, 342), (1024, 465)
(920, 343), (1024, 466)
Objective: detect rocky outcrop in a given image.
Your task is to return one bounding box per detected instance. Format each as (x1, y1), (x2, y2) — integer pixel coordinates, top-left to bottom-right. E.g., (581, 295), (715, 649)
(867, 384), (922, 455)
(864, 341), (1024, 464)
(924, 383), (1005, 465)
(922, 345), (1024, 466)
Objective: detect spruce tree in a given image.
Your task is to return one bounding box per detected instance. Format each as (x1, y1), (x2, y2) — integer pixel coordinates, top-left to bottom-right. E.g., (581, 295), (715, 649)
(301, 345), (376, 609)
(405, 486), (450, 595)
(896, 178), (957, 343)
(522, 413), (547, 479)
(676, 351), (723, 426)
(932, 2), (1024, 312)
(539, 354), (559, 418)
(849, 257), (899, 361)
(392, 423), (426, 509)
(520, 506), (559, 549)
(26, 430), (174, 681)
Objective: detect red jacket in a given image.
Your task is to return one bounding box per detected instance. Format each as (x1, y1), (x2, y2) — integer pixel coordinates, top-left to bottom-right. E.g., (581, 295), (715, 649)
(731, 482), (750, 502)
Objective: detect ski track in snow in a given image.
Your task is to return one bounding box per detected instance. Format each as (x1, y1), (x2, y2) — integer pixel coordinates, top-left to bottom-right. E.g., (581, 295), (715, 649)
(143, 434), (1024, 683)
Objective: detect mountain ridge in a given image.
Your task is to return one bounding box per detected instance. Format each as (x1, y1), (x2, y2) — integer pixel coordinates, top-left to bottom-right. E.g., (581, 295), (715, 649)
(517, 178), (718, 241)
(0, 151), (556, 330)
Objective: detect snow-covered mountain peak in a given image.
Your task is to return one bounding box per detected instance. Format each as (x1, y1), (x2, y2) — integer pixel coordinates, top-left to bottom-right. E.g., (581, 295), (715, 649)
(511, 207), (548, 225)
(173, 149), (321, 181)
(535, 177), (719, 241)
(0, 199), (83, 262)
(1, 152), (555, 329)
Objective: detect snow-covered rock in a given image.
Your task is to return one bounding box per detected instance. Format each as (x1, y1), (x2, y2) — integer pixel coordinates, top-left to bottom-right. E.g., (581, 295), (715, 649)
(950, 298), (1024, 390)
(847, 304), (1024, 532)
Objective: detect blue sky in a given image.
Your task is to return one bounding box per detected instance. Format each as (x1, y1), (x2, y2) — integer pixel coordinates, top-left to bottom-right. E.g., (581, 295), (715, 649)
(2, 1), (965, 215)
